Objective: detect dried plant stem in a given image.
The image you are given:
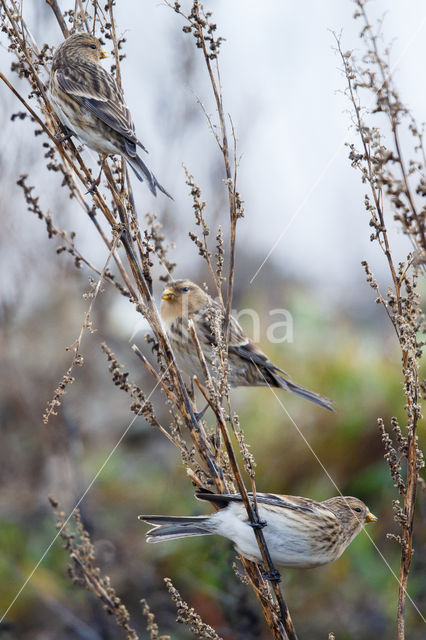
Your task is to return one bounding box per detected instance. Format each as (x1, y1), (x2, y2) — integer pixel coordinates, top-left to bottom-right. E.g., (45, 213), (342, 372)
(169, 0), (242, 335)
(2, 1), (296, 637)
(0, 68), (116, 228)
(188, 321), (297, 640)
(337, 4), (425, 636)
(45, 0), (70, 37)
(50, 499), (140, 640)
(398, 453), (416, 639)
(356, 1), (426, 254)
(191, 5), (236, 337)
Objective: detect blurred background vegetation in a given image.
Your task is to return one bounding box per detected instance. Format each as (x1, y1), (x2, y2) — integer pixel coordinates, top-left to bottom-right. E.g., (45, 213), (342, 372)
(0, 1), (425, 639)
(1, 258), (424, 639)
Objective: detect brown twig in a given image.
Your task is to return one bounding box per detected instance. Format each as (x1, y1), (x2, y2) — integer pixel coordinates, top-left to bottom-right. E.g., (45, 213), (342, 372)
(3, 1), (296, 637)
(188, 320), (297, 640)
(356, 0), (426, 254)
(45, 0), (69, 37)
(337, 7), (424, 638)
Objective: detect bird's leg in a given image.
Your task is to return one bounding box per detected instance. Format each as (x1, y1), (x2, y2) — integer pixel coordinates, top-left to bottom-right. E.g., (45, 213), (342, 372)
(55, 132), (73, 143)
(261, 567), (282, 583)
(87, 155), (106, 193)
(248, 519), (267, 529)
(55, 125), (74, 143)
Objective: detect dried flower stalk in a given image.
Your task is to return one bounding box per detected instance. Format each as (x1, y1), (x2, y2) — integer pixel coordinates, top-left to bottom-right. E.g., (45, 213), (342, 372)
(1, 1), (296, 637)
(337, 3), (425, 637)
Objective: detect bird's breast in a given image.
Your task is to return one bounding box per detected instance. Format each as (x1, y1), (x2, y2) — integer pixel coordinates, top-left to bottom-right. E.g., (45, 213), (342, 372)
(213, 504), (341, 569)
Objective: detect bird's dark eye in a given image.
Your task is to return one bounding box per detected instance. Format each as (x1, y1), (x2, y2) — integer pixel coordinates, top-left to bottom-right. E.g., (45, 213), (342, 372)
(353, 507), (362, 513)
(181, 287), (189, 292)
(90, 44), (97, 50)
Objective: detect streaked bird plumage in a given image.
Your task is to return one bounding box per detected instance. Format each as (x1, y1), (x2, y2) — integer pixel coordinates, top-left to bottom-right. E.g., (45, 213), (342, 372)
(139, 490), (377, 568)
(160, 279), (333, 411)
(49, 32), (171, 197)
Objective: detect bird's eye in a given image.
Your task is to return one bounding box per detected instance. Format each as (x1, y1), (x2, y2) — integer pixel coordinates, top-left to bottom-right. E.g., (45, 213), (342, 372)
(181, 287), (189, 292)
(353, 507), (362, 513)
(90, 44), (97, 50)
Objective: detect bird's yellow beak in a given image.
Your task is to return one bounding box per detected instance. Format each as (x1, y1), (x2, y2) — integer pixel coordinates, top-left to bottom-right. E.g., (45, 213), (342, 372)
(162, 289), (175, 301)
(100, 50), (108, 59)
(365, 511), (377, 523)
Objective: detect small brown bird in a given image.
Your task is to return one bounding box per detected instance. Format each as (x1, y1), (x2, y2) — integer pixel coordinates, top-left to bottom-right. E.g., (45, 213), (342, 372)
(160, 280), (333, 411)
(49, 32), (171, 197)
(139, 490), (377, 569)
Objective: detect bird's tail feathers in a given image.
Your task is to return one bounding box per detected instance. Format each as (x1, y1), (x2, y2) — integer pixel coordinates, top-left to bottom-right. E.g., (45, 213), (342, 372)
(276, 375), (334, 412)
(139, 514), (212, 542)
(126, 153), (173, 199)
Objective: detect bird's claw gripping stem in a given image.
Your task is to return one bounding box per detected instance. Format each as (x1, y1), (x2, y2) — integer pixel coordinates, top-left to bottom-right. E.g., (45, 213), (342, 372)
(249, 519), (267, 529)
(262, 568), (281, 583)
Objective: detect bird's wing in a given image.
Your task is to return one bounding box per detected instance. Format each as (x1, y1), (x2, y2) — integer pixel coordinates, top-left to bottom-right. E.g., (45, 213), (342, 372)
(227, 314), (250, 349)
(227, 315), (289, 377)
(195, 490), (317, 515)
(55, 64), (145, 151)
(192, 299), (225, 347)
(194, 306), (289, 377)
